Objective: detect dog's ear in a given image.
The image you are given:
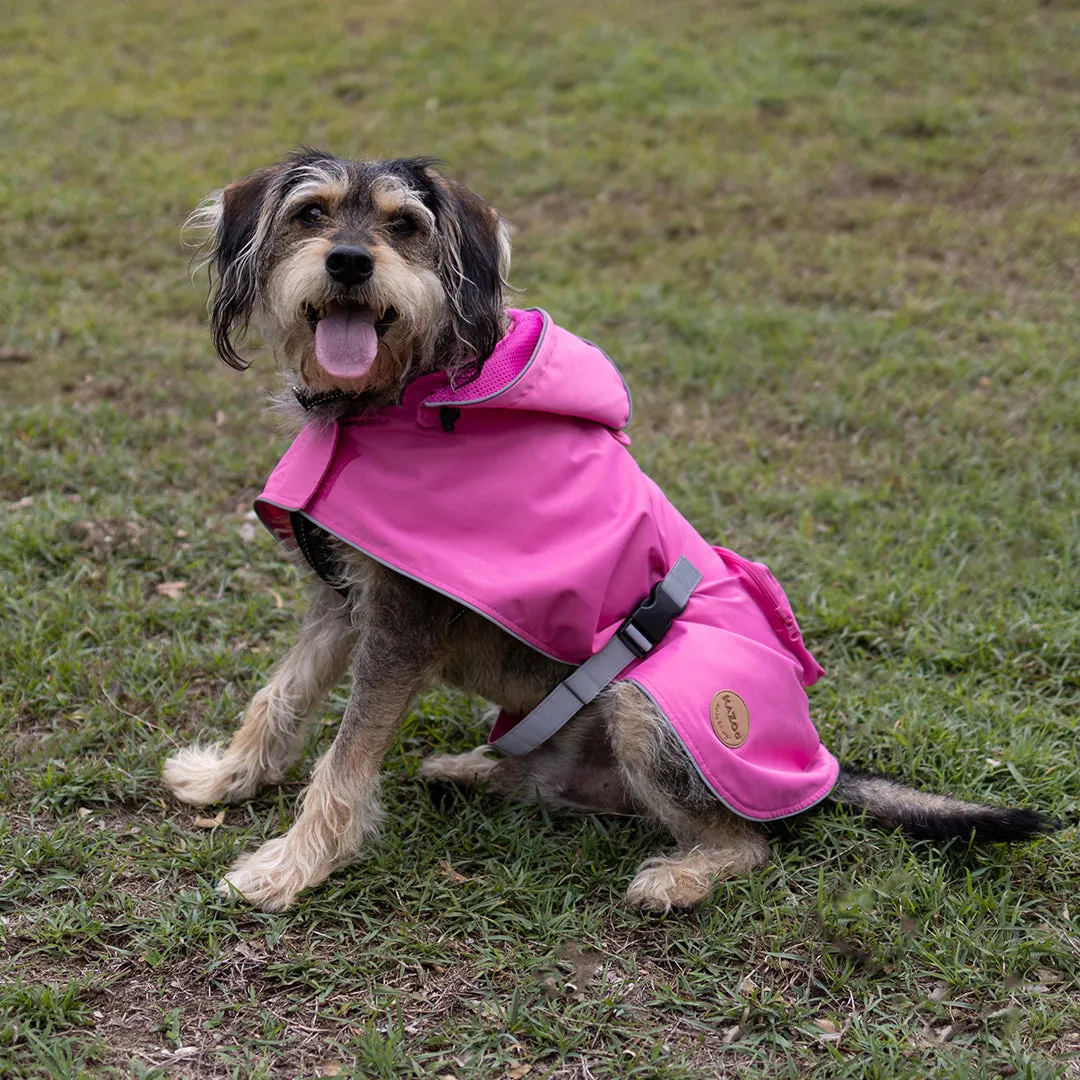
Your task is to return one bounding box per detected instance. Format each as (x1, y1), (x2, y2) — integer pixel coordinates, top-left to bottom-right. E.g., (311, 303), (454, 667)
(424, 169), (511, 376)
(194, 164), (285, 369)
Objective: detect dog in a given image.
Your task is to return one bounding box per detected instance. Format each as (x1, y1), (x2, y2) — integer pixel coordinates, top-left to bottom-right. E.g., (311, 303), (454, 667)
(163, 149), (1055, 914)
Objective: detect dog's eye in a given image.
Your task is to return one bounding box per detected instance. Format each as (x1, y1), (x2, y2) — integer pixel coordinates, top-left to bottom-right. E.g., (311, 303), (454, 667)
(387, 215), (419, 238)
(295, 204), (328, 227)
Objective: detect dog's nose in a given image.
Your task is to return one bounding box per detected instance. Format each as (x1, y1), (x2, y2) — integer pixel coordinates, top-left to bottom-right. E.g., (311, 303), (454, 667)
(325, 244), (374, 286)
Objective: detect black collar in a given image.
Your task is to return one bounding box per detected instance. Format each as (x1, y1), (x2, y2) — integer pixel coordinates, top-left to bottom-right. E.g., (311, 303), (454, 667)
(292, 385), (363, 411)
(291, 384), (460, 432)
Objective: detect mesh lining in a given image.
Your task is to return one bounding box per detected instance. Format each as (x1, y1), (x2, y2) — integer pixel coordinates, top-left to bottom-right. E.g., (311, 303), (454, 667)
(427, 308), (543, 403)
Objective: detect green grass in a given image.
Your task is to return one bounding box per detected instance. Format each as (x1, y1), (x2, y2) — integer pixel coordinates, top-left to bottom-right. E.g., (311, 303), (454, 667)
(2, 0), (1078, 1075)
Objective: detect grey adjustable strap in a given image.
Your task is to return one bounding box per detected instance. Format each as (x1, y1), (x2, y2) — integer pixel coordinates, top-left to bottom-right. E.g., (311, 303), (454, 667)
(491, 556), (702, 756)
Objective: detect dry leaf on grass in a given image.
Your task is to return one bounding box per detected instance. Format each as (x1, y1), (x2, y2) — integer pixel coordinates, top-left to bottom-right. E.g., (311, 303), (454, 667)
(507, 1065), (532, 1079)
(156, 581), (189, 599)
(1034, 968), (1064, 984)
(316, 1063), (343, 1078)
(812, 1018), (841, 1039)
(193, 811), (225, 829)
(162, 1047), (199, 1061)
(440, 860), (471, 883)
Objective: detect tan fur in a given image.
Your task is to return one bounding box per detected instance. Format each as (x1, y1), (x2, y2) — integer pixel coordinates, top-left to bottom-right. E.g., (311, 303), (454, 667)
(219, 739), (387, 911)
(606, 683), (771, 908)
(418, 745), (500, 785)
(278, 177), (350, 218)
(624, 832), (769, 914)
(370, 175), (437, 230)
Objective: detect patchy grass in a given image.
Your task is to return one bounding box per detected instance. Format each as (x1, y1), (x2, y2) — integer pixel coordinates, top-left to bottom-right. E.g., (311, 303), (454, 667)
(1, 0), (1078, 1075)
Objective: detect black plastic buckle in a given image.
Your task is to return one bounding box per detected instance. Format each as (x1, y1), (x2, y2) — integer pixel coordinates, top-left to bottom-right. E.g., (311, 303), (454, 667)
(616, 575), (687, 659)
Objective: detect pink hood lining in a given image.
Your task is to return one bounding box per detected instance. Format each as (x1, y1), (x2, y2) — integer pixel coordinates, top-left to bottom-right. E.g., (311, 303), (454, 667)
(421, 308), (633, 432)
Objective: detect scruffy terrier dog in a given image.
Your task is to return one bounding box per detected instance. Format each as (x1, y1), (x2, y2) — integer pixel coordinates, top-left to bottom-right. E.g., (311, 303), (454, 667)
(163, 149), (1054, 914)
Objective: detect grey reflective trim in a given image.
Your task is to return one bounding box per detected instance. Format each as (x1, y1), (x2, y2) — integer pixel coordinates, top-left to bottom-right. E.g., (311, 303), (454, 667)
(420, 308), (549, 409)
(256, 501), (568, 663)
(492, 556), (702, 756)
(581, 338), (633, 429)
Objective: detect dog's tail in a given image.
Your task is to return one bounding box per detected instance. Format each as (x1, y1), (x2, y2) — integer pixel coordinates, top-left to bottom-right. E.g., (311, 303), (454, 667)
(830, 767), (1059, 842)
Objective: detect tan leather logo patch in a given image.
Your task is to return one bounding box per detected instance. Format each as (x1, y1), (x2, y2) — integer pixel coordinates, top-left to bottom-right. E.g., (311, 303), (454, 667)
(711, 690), (750, 748)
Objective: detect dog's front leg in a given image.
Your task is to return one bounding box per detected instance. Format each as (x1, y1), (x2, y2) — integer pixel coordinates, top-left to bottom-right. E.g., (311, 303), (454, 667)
(162, 583), (355, 806)
(217, 584), (438, 911)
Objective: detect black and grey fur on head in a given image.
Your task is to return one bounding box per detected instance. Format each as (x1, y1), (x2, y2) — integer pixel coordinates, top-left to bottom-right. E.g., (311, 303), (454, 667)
(185, 148), (512, 407)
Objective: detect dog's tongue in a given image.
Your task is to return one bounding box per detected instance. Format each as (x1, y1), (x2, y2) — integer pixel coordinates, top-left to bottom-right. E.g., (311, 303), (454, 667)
(314, 303), (379, 378)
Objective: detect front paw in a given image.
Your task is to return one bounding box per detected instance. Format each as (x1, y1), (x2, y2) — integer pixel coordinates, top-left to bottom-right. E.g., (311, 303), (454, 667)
(163, 745), (261, 806)
(216, 837), (316, 912)
(163, 745), (234, 806)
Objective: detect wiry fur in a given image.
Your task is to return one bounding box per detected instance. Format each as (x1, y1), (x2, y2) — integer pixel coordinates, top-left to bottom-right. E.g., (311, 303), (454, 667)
(183, 148), (512, 408)
(165, 151), (1057, 916)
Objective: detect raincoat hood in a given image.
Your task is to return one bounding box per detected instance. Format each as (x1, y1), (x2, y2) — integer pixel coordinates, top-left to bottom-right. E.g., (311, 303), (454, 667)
(422, 307), (632, 430)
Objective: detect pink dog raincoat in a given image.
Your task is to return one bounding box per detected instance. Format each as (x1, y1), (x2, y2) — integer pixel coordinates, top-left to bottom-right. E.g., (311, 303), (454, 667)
(255, 308), (839, 820)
